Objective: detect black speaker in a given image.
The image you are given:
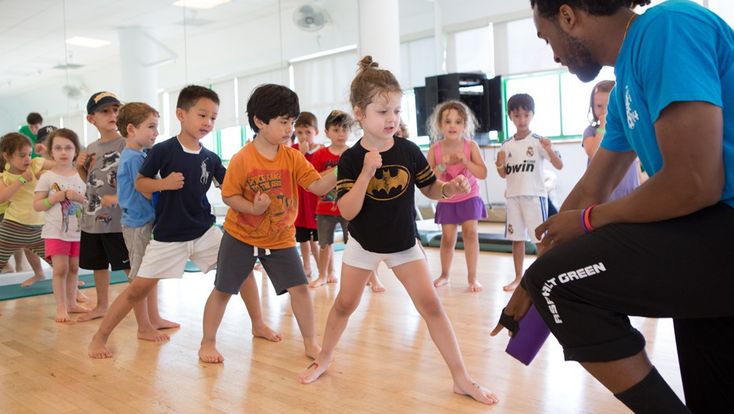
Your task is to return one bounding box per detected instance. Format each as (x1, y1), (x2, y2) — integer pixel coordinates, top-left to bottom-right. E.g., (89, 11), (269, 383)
(414, 73), (503, 139)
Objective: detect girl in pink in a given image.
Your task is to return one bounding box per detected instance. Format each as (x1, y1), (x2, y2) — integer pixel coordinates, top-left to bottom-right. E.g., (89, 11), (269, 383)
(427, 100), (488, 292)
(33, 129), (88, 322)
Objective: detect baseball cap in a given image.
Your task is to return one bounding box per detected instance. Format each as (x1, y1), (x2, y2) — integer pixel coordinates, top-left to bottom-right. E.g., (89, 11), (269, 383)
(36, 125), (57, 143)
(87, 91), (121, 114)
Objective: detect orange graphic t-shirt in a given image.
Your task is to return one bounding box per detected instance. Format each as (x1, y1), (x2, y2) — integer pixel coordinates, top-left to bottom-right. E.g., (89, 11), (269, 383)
(222, 143), (321, 249)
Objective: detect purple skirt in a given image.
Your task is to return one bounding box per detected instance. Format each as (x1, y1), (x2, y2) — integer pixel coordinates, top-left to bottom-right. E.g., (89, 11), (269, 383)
(434, 196), (487, 225)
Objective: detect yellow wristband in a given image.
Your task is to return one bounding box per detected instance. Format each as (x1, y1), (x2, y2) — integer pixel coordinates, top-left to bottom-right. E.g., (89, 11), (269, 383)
(17, 176), (27, 185)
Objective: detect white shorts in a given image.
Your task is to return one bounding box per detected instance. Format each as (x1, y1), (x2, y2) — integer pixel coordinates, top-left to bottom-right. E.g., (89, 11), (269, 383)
(342, 238), (425, 271)
(137, 226), (222, 279)
(505, 196), (548, 244)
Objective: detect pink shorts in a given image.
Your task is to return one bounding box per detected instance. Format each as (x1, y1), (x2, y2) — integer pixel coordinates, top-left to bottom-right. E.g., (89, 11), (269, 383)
(45, 239), (81, 258)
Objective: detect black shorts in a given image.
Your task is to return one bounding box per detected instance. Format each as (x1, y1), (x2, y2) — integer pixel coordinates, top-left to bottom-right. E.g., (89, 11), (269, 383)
(523, 203), (734, 411)
(79, 231), (131, 271)
(295, 226), (318, 243)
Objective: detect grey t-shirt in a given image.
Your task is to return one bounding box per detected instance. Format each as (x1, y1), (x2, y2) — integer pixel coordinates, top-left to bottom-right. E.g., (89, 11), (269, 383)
(81, 136), (126, 234)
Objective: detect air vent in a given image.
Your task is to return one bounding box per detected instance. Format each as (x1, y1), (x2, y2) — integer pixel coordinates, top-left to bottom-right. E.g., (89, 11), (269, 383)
(53, 63), (85, 70)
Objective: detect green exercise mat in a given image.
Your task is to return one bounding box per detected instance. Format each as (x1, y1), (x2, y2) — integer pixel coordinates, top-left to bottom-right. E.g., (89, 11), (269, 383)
(0, 270), (129, 301)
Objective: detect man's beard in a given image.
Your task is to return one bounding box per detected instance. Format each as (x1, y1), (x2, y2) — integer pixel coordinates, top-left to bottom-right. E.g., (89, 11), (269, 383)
(566, 34), (602, 82)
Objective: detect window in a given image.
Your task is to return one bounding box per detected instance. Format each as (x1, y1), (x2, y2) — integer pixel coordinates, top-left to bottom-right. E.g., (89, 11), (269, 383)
(219, 126), (244, 160)
(503, 66), (615, 140)
(399, 37), (436, 89)
(452, 25), (494, 76)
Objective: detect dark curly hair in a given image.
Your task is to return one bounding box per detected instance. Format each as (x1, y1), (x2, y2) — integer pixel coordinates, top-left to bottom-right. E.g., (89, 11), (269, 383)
(530, 0), (650, 17)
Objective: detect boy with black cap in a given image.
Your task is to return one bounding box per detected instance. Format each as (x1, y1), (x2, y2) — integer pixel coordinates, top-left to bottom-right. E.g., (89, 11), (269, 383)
(76, 91), (131, 322)
(34, 125), (57, 157)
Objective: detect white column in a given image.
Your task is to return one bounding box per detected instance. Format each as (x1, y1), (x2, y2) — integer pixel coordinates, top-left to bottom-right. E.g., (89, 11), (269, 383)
(118, 26), (159, 106)
(358, 0), (401, 78)
(433, 1), (446, 74)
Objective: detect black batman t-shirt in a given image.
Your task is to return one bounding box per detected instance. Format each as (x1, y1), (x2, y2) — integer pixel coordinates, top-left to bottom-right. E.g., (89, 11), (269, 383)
(337, 138), (436, 253)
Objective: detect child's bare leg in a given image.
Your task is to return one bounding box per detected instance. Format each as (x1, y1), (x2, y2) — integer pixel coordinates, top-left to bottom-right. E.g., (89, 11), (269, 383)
(145, 286), (179, 330)
(65, 257), (89, 314)
(310, 245), (331, 288)
(239, 273), (281, 341)
(504, 241), (525, 292)
(51, 255), (71, 322)
(88, 277), (159, 358)
(367, 271), (385, 293)
(131, 288), (168, 342)
(393, 259), (498, 405)
(20, 250), (45, 287)
(199, 288), (234, 363)
(298, 264), (373, 384)
(462, 220), (482, 292)
(434, 224), (458, 287)
(300, 241), (313, 277)
(309, 239), (320, 278)
(287, 284), (320, 358)
(77, 268), (111, 321)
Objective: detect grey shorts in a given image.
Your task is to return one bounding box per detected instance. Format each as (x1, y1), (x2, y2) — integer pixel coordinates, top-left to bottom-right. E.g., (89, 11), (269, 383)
(214, 231), (308, 295)
(316, 215), (349, 247)
(122, 223), (152, 280)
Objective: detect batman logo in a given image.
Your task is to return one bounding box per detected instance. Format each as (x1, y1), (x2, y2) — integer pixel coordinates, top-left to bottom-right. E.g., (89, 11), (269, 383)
(367, 165), (410, 201)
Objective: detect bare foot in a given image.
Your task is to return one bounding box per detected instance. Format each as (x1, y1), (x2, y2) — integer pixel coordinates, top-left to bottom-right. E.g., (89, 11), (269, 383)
(369, 279), (385, 293)
(55, 312), (72, 323)
(76, 306), (107, 322)
(68, 304), (92, 313)
(76, 289), (91, 302)
(298, 357), (332, 384)
(502, 279), (521, 292)
(252, 323), (283, 342)
(20, 274), (43, 287)
(304, 341), (321, 360)
(327, 276), (338, 284)
(152, 318), (180, 330)
(433, 276), (450, 288)
(198, 341), (224, 363)
(138, 329), (170, 342)
(77, 280), (86, 287)
(309, 277), (328, 288)
(468, 280), (483, 292)
(304, 269), (312, 278)
(453, 379), (499, 405)
(88, 333), (113, 359)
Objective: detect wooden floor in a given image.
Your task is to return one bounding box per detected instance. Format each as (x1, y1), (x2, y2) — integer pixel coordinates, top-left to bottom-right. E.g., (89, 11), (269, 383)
(0, 236), (684, 413)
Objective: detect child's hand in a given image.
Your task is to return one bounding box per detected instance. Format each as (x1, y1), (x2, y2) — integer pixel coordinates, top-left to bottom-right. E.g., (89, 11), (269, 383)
(448, 175), (471, 196)
(21, 169), (34, 183)
(65, 190), (85, 203)
(496, 150), (506, 166)
(51, 190), (67, 204)
(252, 191), (271, 215)
(162, 172), (185, 190)
(539, 137), (553, 151)
(101, 195), (117, 208)
(77, 152), (96, 170)
(361, 148), (382, 177)
(452, 152), (467, 165)
(35, 143), (47, 156)
(298, 141), (310, 154)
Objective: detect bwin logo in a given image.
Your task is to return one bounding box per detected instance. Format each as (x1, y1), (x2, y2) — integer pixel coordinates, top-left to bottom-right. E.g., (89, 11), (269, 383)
(505, 160), (535, 174)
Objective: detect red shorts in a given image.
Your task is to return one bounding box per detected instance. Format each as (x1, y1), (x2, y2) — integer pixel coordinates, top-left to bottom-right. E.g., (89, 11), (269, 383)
(44, 239), (81, 258)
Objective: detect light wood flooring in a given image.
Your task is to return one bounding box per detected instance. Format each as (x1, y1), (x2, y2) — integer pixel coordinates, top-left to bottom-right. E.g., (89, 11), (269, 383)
(0, 231), (683, 413)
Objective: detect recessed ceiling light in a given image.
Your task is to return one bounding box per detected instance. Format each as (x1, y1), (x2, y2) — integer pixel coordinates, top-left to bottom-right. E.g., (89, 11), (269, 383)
(66, 36), (110, 48)
(172, 0), (231, 10)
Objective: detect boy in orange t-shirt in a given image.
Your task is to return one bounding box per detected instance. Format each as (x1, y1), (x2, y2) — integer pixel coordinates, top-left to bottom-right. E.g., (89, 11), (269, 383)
(198, 84), (337, 363)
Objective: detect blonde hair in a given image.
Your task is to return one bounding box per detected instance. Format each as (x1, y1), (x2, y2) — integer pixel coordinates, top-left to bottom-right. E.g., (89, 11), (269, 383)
(116, 102), (159, 137)
(349, 56), (403, 111)
(427, 100), (478, 143)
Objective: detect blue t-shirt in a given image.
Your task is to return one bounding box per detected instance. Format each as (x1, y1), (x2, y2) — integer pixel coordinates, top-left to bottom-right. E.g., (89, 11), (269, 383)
(118, 148), (155, 228)
(601, 0), (734, 207)
(138, 137), (226, 242)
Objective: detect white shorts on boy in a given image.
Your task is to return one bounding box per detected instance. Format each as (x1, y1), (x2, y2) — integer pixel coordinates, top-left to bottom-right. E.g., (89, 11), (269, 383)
(505, 195), (548, 244)
(136, 226), (222, 279)
(342, 237), (425, 271)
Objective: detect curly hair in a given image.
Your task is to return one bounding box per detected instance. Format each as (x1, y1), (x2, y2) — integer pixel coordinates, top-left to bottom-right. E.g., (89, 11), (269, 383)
(530, 0), (650, 17)
(427, 100), (478, 143)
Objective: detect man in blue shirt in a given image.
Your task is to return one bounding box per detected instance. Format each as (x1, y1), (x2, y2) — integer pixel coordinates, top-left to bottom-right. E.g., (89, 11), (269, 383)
(493, 1), (734, 412)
